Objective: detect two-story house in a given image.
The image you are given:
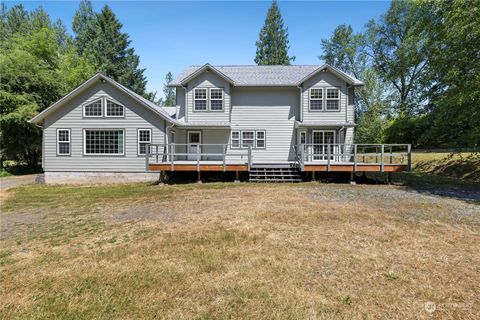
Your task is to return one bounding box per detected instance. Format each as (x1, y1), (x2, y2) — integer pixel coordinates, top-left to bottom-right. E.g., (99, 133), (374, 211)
(30, 64), (410, 184)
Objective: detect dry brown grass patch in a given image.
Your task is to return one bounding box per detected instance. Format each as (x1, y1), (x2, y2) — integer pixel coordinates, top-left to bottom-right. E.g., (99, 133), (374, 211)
(0, 183), (479, 319)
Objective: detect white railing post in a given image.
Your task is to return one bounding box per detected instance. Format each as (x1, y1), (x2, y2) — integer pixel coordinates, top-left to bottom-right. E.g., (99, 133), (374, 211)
(145, 143), (150, 171)
(300, 145), (305, 171)
(381, 144), (385, 172)
(248, 146), (252, 170)
(222, 144), (226, 172)
(170, 144), (174, 171)
(353, 144), (357, 172)
(196, 144), (200, 172)
(407, 144), (412, 172)
(327, 144), (331, 171)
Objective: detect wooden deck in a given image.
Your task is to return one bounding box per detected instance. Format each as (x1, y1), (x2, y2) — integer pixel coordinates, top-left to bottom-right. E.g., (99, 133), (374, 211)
(148, 161), (408, 173)
(303, 163), (408, 172)
(148, 163), (248, 172)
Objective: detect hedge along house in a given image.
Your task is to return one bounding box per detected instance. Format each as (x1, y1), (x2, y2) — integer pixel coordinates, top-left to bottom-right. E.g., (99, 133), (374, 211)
(30, 64), (411, 184)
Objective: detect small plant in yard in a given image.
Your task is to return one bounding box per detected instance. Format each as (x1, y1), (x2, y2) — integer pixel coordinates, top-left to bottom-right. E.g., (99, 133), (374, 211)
(383, 271), (399, 280)
(338, 295), (352, 305)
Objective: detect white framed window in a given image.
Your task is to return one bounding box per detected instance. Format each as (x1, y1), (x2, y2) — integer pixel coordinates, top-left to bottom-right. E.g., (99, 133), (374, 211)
(83, 99), (103, 117)
(84, 129), (124, 155)
(326, 88), (340, 111)
(309, 88), (323, 111)
(209, 88), (223, 111)
(241, 131), (255, 148)
(194, 88), (207, 111)
(231, 131), (240, 148)
(106, 99), (124, 117)
(256, 130), (266, 148)
(57, 129), (70, 155)
(138, 129), (151, 155)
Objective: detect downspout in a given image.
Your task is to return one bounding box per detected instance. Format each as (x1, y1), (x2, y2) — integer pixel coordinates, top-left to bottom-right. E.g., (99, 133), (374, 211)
(296, 84), (303, 155)
(346, 84), (352, 123)
(181, 84), (188, 123)
(297, 84), (303, 122)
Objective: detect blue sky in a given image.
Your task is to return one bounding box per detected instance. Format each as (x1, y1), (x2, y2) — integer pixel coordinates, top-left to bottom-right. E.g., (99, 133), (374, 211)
(6, 1), (390, 96)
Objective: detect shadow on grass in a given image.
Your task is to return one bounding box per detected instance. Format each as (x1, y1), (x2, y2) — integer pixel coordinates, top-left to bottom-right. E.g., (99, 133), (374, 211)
(367, 172), (480, 204)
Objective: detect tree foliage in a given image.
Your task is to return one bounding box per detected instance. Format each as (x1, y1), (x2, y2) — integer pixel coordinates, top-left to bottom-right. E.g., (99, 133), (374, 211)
(72, 1), (151, 99)
(255, 1), (295, 65)
(0, 4), (94, 166)
(320, 25), (388, 143)
(322, 0), (478, 148)
(163, 72), (176, 106)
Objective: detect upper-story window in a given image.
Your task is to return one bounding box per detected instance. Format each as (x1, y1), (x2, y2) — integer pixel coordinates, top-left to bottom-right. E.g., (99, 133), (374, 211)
(194, 88), (224, 111)
(210, 88), (223, 111)
(309, 88), (323, 111)
(326, 88), (340, 111)
(84, 99), (103, 117)
(194, 88), (207, 111)
(106, 100), (124, 117)
(83, 97), (125, 117)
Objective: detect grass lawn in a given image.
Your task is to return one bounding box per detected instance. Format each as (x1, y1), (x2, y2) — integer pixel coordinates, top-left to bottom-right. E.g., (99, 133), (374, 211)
(1, 182), (479, 319)
(412, 150), (480, 182)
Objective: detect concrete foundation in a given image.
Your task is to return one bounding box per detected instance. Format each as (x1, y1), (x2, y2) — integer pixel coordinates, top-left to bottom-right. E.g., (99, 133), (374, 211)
(44, 171), (161, 185)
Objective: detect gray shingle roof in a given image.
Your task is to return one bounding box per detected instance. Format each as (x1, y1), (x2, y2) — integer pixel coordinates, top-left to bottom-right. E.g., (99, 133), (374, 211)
(169, 64), (363, 86)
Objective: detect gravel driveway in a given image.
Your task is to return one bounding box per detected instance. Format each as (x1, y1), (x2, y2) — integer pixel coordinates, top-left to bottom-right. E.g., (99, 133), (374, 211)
(0, 174), (39, 190)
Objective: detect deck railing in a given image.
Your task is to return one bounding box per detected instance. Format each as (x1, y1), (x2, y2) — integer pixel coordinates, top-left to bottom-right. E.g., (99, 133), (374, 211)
(146, 143), (412, 172)
(296, 143), (412, 172)
(146, 143), (252, 171)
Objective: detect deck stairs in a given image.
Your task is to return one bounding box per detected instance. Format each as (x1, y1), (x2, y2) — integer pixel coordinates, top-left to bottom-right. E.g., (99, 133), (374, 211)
(249, 164), (302, 183)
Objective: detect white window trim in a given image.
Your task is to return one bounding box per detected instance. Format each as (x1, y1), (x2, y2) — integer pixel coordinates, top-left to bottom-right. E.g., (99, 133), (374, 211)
(209, 88), (224, 111)
(193, 88), (208, 111)
(325, 87), (341, 111)
(105, 98), (125, 118)
(241, 130), (255, 149)
(231, 130), (240, 149)
(83, 128), (125, 156)
(83, 98), (103, 117)
(56, 128), (71, 156)
(137, 128), (152, 156)
(255, 130), (266, 149)
(232, 130), (266, 149)
(309, 87), (324, 111)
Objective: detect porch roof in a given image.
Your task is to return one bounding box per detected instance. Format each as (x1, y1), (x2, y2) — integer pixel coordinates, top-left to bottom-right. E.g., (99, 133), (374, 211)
(295, 121), (357, 128)
(175, 121), (231, 128)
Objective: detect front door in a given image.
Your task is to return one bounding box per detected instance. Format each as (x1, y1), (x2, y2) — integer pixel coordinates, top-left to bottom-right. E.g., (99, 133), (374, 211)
(187, 131), (201, 161)
(312, 130), (335, 161)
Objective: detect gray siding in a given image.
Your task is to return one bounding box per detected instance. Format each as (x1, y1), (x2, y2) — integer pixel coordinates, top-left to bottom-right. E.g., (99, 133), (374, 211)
(302, 71), (354, 123)
(43, 82), (166, 172)
(230, 87), (298, 163)
(186, 72), (231, 122)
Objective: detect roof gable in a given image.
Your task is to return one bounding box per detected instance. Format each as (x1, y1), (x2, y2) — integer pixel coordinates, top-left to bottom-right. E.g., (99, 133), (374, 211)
(176, 63), (235, 86)
(169, 64), (363, 87)
(30, 73), (176, 124)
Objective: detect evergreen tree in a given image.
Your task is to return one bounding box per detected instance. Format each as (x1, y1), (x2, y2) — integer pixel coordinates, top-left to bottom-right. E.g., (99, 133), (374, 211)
(163, 72), (176, 106)
(72, 3), (149, 97)
(255, 1), (294, 65)
(72, 0), (95, 55)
